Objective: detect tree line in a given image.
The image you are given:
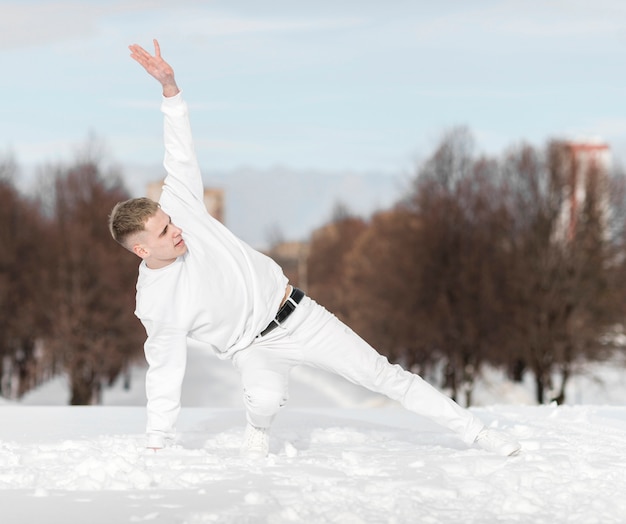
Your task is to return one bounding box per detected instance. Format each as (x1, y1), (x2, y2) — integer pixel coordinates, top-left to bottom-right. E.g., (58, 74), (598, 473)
(2, 128), (625, 406)
(0, 151), (144, 405)
(306, 128), (626, 406)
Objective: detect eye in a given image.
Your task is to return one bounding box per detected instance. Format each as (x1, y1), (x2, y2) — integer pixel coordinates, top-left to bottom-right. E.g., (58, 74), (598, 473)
(159, 215), (172, 237)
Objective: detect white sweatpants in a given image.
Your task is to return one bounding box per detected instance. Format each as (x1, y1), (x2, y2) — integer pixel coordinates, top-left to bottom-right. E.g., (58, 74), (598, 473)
(232, 294), (484, 445)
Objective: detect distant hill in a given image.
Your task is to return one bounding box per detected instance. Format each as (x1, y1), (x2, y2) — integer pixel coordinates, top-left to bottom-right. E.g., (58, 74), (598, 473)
(122, 164), (408, 249)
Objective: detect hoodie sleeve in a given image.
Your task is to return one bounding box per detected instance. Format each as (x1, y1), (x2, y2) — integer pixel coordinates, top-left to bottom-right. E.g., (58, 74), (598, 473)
(142, 320), (188, 447)
(159, 92), (205, 206)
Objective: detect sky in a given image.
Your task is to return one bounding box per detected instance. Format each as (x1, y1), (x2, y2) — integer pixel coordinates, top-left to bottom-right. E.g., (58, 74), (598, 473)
(2, 0), (626, 244)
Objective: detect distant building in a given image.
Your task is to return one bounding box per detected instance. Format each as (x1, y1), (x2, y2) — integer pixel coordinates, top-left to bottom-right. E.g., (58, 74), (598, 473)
(265, 241), (310, 290)
(146, 179), (225, 223)
(553, 140), (610, 242)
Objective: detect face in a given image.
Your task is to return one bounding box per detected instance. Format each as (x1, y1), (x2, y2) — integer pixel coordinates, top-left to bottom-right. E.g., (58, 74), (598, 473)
(131, 208), (187, 269)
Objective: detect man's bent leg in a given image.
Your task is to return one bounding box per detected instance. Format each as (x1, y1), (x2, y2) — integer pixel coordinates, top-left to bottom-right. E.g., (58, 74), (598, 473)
(232, 345), (292, 429)
(232, 345), (293, 458)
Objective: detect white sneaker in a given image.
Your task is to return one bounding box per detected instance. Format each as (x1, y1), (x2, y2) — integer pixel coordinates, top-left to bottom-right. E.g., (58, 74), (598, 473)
(240, 424), (270, 459)
(475, 428), (521, 456)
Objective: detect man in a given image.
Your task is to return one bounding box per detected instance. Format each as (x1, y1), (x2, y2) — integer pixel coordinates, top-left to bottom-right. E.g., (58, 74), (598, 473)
(109, 40), (521, 458)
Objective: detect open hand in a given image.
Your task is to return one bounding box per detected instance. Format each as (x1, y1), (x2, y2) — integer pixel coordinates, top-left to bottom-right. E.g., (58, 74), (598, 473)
(129, 39), (180, 97)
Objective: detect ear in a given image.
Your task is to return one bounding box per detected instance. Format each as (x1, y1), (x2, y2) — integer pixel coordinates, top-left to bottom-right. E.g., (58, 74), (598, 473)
(132, 243), (149, 259)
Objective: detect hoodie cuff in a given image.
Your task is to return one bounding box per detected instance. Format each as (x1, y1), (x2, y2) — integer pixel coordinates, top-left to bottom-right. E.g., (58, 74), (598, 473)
(160, 91), (187, 117)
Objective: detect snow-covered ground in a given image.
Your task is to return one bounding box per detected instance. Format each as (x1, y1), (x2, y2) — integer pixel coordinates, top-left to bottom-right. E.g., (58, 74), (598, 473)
(2, 345), (626, 523)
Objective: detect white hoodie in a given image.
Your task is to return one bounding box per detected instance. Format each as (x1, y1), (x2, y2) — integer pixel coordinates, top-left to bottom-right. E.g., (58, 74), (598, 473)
(134, 93), (288, 448)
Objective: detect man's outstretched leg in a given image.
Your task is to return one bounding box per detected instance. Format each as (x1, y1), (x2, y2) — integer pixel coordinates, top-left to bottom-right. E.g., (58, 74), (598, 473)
(288, 296), (521, 456)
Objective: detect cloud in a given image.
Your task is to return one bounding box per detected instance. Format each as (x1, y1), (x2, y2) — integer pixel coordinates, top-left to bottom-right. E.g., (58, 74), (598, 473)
(167, 11), (364, 37)
(405, 0), (626, 45)
(589, 118), (626, 136)
(0, 0), (201, 50)
(480, 1), (625, 39)
(0, 1), (364, 51)
(0, 2), (97, 49)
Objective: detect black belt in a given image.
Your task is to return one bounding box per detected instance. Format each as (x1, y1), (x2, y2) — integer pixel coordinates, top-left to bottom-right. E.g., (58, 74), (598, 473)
(259, 287), (305, 337)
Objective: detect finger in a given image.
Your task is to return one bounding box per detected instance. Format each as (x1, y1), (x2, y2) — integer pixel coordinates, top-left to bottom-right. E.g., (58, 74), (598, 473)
(129, 44), (147, 60)
(129, 43), (146, 54)
(153, 39), (161, 58)
(130, 43), (153, 55)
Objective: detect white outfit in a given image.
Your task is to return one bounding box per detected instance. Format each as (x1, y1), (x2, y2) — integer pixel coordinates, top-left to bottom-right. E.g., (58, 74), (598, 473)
(135, 93), (286, 447)
(135, 92), (484, 449)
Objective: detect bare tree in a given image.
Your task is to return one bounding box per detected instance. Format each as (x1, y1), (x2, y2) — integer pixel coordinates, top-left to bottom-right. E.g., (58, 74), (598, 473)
(0, 157), (53, 398)
(406, 131), (511, 405)
(43, 158), (143, 404)
(501, 142), (621, 403)
(342, 207), (429, 372)
(307, 206), (367, 320)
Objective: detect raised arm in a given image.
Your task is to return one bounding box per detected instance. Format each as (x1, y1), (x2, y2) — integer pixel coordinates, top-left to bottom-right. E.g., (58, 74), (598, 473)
(129, 39), (205, 206)
(129, 39), (180, 98)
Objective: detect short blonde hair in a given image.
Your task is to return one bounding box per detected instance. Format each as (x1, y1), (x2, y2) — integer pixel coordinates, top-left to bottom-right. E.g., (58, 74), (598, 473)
(109, 197), (160, 247)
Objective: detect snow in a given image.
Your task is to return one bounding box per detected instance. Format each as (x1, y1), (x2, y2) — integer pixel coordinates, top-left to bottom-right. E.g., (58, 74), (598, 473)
(2, 345), (626, 523)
